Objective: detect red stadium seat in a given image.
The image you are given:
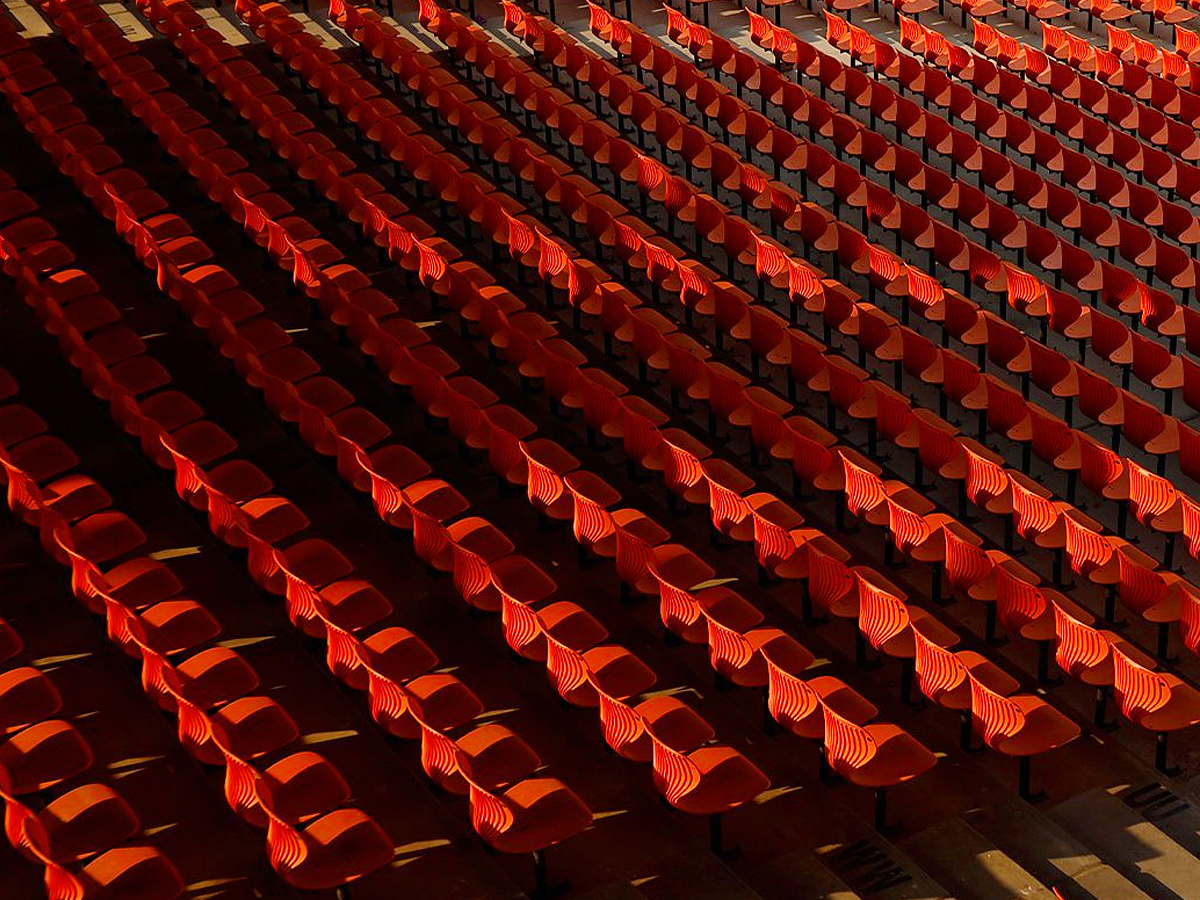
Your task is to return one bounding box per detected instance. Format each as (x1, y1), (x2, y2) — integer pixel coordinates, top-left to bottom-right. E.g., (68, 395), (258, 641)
(821, 703), (935, 832)
(1112, 643), (1200, 773)
(968, 675), (1080, 800)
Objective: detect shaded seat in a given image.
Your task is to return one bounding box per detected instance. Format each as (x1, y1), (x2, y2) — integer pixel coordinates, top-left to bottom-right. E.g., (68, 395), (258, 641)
(0, 719), (93, 794)
(258, 780), (393, 892)
(0, 667), (62, 735)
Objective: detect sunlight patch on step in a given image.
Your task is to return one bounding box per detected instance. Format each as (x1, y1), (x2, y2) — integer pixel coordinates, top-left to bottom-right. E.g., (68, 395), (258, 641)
(150, 545), (204, 560)
(394, 838), (452, 857)
(4, 0), (50, 36)
(300, 729), (359, 745)
(593, 808), (629, 820)
(31, 652), (91, 665)
(184, 883), (250, 897)
(218, 635), (275, 649)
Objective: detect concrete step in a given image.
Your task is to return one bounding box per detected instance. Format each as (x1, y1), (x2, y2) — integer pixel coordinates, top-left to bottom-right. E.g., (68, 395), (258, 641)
(963, 799), (1153, 900)
(901, 819), (1055, 900)
(1114, 781), (1200, 860)
(816, 837), (955, 900)
(743, 848), (864, 900)
(1049, 788), (1200, 900)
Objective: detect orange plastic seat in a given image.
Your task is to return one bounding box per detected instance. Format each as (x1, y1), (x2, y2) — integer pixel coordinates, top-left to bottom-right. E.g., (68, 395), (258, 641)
(855, 572), (958, 702)
(648, 728), (768, 854)
(544, 628), (655, 708)
(1112, 644), (1200, 774)
(520, 439), (580, 523)
(413, 713), (539, 796)
(258, 779), (393, 892)
(821, 703), (935, 832)
(0, 719), (93, 794)
(764, 662), (877, 743)
(29, 839), (185, 900)
(597, 690), (715, 762)
(9, 782), (139, 864)
(462, 763), (591, 897)
(968, 676), (1080, 800)
(0, 667), (62, 735)
(913, 629), (1019, 749)
(701, 592), (812, 688)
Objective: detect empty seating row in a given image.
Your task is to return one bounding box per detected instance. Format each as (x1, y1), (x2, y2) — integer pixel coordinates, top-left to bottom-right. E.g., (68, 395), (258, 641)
(740, 7), (1200, 357)
(214, 0), (1015, 829)
(27, 0), (821, 871)
(530, 1), (1200, 619)
(0, 444), (185, 900)
(326, 0), (1156, 796)
(1041, 21), (1200, 121)
(889, 13), (1200, 210)
(140, 0), (936, 841)
(0, 167), (401, 893)
(1, 18), (596, 892)
(444, 1), (1200, 768)
(588, 4), (1200, 546)
(599, 6), (1200, 477)
(238, 0), (1108, 816)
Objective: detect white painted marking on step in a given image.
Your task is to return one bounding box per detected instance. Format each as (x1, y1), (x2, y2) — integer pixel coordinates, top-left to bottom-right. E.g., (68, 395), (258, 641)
(100, 2), (151, 40)
(200, 6), (249, 46)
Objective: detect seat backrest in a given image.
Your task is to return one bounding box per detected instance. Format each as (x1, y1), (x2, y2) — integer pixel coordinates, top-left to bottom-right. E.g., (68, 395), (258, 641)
(914, 628), (967, 703)
(519, 441), (567, 507)
(356, 448), (402, 519)
(1052, 602), (1110, 676)
(765, 655), (818, 729)
(1010, 477), (1059, 539)
(806, 547), (854, 610)
(705, 467), (749, 531)
(968, 674), (1026, 745)
(1078, 435), (1126, 495)
(450, 542), (494, 600)
(842, 454), (885, 519)
(0, 455), (44, 519)
(943, 527), (993, 594)
(821, 701), (877, 770)
(662, 439), (705, 495)
(1062, 512), (1113, 576)
(887, 496), (935, 553)
(465, 776), (517, 843)
(614, 519), (656, 587)
(855, 572), (910, 651)
(963, 444), (1010, 506)
(1116, 549), (1166, 615)
(1127, 460), (1178, 524)
(994, 565), (1045, 632)
(256, 777), (312, 876)
(543, 632), (590, 700)
(1111, 643), (1172, 720)
(647, 729), (701, 804)
(596, 689), (645, 755)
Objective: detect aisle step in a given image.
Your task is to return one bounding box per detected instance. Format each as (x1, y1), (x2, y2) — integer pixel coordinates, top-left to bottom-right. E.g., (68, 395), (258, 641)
(902, 819), (1053, 900)
(1049, 788), (1199, 900)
